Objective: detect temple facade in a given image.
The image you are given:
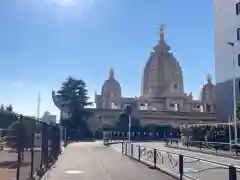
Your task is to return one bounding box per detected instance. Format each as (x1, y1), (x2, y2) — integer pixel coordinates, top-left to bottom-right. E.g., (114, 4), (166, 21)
(95, 25), (216, 114)
(52, 24), (217, 129)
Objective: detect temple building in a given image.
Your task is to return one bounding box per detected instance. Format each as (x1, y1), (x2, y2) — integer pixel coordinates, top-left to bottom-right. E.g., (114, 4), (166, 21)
(53, 24), (217, 128)
(95, 25), (216, 113)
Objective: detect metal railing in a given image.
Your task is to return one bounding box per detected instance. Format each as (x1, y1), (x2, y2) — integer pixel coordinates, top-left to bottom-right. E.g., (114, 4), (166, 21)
(102, 131), (180, 142)
(165, 139), (240, 157)
(0, 114), (67, 180)
(120, 142), (240, 180)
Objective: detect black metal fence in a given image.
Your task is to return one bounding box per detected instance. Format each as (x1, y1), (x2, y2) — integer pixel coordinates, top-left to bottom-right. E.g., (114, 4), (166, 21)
(165, 139), (240, 158)
(102, 131), (180, 142)
(0, 114), (67, 180)
(120, 142), (240, 180)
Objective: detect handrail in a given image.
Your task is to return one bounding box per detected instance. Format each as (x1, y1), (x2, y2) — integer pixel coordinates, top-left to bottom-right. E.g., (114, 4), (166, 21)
(184, 140), (231, 146)
(104, 139), (240, 168)
(104, 140), (239, 180)
(139, 143), (240, 169)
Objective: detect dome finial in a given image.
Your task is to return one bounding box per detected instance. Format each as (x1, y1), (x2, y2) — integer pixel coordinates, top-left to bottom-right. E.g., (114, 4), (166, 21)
(155, 23), (170, 51)
(109, 68), (114, 79)
(159, 24), (165, 35)
(158, 24), (165, 41)
(206, 73), (212, 83)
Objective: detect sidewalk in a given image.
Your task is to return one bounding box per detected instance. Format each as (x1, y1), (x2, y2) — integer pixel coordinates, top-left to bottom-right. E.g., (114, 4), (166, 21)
(42, 142), (176, 180)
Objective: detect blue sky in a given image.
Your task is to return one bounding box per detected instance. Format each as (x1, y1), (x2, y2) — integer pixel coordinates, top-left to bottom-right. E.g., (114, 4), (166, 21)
(0, 0), (214, 118)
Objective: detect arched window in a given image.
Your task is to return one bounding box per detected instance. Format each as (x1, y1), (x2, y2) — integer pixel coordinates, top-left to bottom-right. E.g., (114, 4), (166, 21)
(237, 28), (240, 41)
(236, 2), (240, 15)
(238, 54), (240, 66)
(174, 83), (178, 89)
(206, 104), (211, 113)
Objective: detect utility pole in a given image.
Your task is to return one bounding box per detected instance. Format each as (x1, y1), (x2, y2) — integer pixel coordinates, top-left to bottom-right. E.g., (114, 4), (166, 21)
(37, 92), (41, 121)
(228, 42), (238, 144)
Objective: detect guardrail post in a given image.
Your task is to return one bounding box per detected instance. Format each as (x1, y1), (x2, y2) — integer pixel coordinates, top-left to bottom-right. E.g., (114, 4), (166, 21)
(131, 144), (133, 157)
(30, 132), (34, 178)
(138, 145), (141, 161)
(16, 115), (23, 180)
(153, 149), (157, 168)
(229, 165), (237, 180)
(179, 154), (183, 180)
(125, 142), (127, 155)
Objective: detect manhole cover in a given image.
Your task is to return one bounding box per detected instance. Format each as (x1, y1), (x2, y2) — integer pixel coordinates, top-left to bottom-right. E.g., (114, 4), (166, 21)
(64, 170), (84, 174)
(184, 168), (198, 173)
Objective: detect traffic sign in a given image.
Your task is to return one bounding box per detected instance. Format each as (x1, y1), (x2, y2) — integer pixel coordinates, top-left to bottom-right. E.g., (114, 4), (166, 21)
(125, 105), (132, 115)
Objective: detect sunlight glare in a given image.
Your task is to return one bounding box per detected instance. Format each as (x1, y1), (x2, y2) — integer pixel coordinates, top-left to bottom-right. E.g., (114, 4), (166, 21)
(50, 0), (95, 9)
(58, 0), (76, 6)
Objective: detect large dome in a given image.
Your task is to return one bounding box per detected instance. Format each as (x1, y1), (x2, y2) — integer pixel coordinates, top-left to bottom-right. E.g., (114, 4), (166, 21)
(101, 68), (121, 99)
(141, 25), (184, 98)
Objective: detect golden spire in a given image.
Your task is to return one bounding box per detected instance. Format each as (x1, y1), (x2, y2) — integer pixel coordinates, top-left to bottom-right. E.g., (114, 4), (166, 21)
(154, 23), (170, 51)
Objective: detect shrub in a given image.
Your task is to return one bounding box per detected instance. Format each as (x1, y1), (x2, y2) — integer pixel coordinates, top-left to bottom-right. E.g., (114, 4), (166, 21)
(101, 122), (114, 131)
(4, 121), (32, 150)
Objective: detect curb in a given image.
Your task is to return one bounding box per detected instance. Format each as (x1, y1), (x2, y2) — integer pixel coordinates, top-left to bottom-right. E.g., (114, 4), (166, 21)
(40, 146), (66, 180)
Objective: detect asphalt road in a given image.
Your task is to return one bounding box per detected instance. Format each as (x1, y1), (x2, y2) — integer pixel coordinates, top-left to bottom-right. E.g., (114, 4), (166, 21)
(112, 142), (240, 180)
(42, 142), (176, 180)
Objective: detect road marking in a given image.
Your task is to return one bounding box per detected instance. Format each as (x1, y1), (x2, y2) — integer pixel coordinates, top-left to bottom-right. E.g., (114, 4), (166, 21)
(64, 170), (84, 174)
(88, 146), (112, 180)
(183, 168), (198, 173)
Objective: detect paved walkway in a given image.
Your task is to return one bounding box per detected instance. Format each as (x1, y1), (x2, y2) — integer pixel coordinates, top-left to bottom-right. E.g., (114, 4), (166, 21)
(42, 142), (176, 180)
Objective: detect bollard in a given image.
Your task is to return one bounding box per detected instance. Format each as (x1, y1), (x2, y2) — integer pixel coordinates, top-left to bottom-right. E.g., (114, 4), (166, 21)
(131, 144), (133, 157)
(153, 149), (157, 168)
(229, 165), (237, 180)
(162, 154), (164, 164)
(179, 154), (183, 180)
(138, 145), (141, 161)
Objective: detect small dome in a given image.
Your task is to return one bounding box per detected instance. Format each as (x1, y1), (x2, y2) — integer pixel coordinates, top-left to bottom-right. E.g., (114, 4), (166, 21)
(200, 74), (215, 104)
(101, 69), (121, 98)
(206, 73), (212, 83)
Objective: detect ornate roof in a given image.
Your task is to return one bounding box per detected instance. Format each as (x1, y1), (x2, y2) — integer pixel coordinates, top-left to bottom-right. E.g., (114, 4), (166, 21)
(141, 24), (184, 98)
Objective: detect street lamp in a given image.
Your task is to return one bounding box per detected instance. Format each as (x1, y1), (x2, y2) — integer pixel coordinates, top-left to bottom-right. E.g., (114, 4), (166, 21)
(125, 105), (132, 144)
(228, 41), (238, 144)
